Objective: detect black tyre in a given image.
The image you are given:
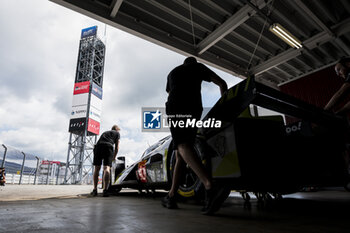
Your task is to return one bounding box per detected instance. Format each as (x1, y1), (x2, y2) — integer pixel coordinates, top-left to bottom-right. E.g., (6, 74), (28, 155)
(168, 138), (210, 200)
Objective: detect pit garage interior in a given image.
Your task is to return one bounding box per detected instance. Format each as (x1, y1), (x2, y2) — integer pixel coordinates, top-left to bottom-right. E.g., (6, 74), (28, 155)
(50, 0), (350, 94)
(3, 0), (350, 232)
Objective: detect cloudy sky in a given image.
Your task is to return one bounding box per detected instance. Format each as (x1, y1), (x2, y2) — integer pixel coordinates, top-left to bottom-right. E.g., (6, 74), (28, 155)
(0, 0), (241, 165)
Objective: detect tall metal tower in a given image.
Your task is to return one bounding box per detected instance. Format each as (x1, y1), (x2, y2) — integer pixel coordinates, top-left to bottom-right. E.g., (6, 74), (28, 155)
(65, 26), (105, 184)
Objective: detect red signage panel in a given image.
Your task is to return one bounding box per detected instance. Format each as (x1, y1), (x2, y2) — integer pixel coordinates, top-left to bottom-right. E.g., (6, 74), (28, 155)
(73, 81), (90, 95)
(87, 118), (100, 135)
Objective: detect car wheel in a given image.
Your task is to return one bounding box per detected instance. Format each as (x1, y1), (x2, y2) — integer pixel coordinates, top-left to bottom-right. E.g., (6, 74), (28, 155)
(168, 139), (209, 200)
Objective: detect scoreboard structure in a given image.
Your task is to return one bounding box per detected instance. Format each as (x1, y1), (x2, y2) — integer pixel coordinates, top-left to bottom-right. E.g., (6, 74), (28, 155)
(65, 26), (106, 184)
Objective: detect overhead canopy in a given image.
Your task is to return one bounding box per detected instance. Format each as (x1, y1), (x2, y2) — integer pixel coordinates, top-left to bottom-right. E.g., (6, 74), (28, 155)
(50, 0), (350, 89)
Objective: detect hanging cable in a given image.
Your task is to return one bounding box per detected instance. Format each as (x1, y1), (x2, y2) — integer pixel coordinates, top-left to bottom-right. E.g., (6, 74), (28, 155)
(188, 0), (196, 48)
(247, 0), (275, 71)
(247, 17), (268, 70)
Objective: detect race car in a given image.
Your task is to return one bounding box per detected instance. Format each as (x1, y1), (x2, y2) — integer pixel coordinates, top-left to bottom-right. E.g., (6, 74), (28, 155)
(110, 134), (208, 198)
(110, 77), (350, 200)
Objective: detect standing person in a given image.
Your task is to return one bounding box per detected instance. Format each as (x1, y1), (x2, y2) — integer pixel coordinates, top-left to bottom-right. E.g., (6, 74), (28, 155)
(324, 57), (350, 176)
(162, 56), (228, 215)
(91, 125), (120, 197)
(324, 57), (350, 114)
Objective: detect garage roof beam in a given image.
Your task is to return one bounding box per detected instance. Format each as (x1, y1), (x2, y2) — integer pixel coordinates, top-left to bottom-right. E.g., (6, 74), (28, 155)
(196, 0), (269, 55)
(293, 0), (333, 36)
(110, 0), (123, 18)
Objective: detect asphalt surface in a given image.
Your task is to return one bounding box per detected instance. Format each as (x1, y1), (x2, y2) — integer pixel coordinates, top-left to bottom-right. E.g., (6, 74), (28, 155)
(0, 185), (350, 233)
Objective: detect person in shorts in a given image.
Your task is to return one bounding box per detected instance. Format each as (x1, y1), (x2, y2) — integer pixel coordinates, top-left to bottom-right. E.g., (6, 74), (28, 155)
(162, 57), (228, 215)
(91, 125), (120, 197)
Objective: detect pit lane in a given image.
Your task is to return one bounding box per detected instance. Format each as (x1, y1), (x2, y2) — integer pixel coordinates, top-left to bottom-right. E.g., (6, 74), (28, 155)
(0, 186), (349, 232)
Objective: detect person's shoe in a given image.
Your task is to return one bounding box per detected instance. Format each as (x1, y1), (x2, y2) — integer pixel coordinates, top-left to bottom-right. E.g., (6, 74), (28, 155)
(161, 194), (178, 209)
(102, 189), (109, 197)
(90, 189), (98, 197)
(201, 185), (231, 215)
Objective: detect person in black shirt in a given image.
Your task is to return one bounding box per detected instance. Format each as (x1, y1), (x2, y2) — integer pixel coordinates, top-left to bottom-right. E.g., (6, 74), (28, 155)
(162, 57), (228, 215)
(324, 57), (350, 180)
(324, 57), (350, 115)
(91, 125), (120, 197)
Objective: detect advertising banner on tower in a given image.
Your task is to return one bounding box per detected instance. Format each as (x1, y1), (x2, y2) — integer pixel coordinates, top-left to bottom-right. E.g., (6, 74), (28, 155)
(90, 95), (102, 113)
(69, 81), (90, 133)
(81, 26), (97, 39)
(70, 105), (87, 119)
(69, 117), (86, 132)
(73, 81), (90, 95)
(91, 82), (102, 99)
(69, 80), (102, 135)
(87, 118), (100, 135)
(89, 107), (101, 122)
(87, 82), (102, 135)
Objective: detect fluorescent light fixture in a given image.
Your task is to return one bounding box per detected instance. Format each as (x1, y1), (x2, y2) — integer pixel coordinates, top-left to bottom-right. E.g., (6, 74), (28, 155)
(269, 23), (302, 49)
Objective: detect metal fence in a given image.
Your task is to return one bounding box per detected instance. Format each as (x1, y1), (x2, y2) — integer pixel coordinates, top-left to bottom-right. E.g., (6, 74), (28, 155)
(0, 144), (67, 185)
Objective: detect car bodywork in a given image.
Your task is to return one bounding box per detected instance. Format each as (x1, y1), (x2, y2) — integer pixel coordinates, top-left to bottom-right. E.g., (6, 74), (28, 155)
(111, 78), (350, 198)
(112, 135), (172, 192)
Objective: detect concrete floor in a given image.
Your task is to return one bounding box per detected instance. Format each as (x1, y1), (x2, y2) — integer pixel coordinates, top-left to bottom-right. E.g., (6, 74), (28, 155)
(0, 185), (350, 233)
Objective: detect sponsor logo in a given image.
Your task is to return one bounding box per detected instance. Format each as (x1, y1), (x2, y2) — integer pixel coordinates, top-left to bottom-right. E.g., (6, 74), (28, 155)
(69, 118), (86, 133)
(93, 87), (101, 95)
(167, 117), (221, 128)
(143, 110), (161, 129)
(92, 82), (103, 99)
(81, 26), (97, 39)
(70, 110), (86, 115)
(73, 81), (90, 95)
(71, 110), (87, 116)
(70, 105), (88, 120)
(88, 118), (100, 135)
(75, 85), (89, 91)
(90, 111), (101, 118)
(141, 107), (222, 132)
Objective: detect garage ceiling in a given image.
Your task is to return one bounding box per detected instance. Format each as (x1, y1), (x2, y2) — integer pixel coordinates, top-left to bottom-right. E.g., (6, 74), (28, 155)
(50, 0), (350, 89)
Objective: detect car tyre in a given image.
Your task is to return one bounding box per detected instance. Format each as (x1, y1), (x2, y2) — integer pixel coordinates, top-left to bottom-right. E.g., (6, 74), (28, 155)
(168, 138), (210, 201)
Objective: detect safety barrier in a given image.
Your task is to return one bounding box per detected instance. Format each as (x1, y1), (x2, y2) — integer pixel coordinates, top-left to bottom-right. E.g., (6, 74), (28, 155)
(0, 144), (67, 185)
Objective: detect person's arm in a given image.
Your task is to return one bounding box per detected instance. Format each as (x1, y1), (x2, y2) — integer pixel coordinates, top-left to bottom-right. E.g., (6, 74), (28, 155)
(336, 101), (350, 115)
(324, 82), (350, 111)
(114, 139), (119, 160)
(210, 73), (228, 96)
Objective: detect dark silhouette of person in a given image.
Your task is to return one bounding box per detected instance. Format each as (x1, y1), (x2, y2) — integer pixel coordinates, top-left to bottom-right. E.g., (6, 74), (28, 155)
(324, 57), (350, 115)
(91, 125), (120, 197)
(162, 56), (229, 215)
